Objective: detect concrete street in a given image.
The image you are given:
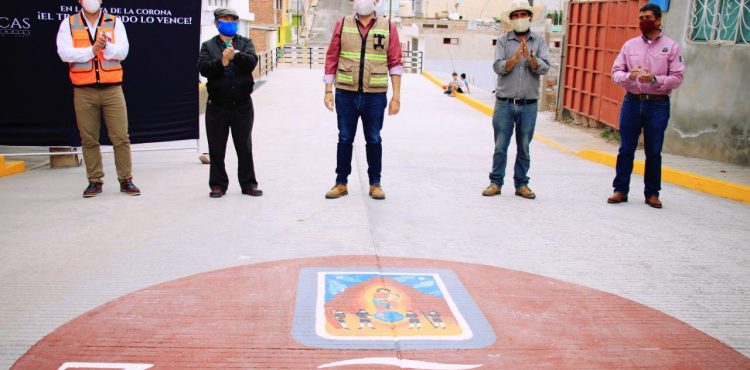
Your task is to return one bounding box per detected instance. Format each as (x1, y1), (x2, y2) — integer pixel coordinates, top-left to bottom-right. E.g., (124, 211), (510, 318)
(1, 67), (748, 368)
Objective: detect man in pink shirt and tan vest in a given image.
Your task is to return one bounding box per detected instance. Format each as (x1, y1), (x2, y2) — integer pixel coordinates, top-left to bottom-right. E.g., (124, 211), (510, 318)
(607, 4), (685, 209)
(322, 0), (402, 200)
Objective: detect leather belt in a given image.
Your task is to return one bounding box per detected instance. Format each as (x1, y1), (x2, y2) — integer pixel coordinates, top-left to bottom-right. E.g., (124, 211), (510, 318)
(497, 97), (537, 105)
(627, 93), (669, 100)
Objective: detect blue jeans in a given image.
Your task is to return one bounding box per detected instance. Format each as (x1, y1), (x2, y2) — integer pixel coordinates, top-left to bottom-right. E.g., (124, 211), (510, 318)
(335, 90), (387, 185)
(613, 95), (671, 197)
(489, 99), (538, 188)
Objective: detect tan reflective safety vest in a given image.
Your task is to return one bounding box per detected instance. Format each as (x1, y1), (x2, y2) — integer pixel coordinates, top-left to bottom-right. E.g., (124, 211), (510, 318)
(68, 12), (123, 86)
(335, 16), (390, 93)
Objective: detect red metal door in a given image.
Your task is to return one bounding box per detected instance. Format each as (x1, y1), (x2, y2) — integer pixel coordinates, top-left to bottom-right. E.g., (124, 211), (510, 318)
(563, 0), (646, 128)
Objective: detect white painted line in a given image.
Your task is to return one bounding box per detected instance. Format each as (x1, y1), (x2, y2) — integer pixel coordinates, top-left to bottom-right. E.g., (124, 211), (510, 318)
(317, 357), (482, 369)
(58, 363), (154, 370)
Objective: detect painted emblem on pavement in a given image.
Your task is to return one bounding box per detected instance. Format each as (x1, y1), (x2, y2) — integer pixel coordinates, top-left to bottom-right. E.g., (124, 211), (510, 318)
(292, 268), (496, 350)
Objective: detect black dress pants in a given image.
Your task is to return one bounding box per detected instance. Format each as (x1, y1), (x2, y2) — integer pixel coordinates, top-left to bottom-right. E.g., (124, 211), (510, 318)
(205, 98), (257, 190)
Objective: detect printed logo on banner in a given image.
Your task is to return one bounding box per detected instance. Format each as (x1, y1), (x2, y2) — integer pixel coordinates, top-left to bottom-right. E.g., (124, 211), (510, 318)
(0, 16), (32, 38)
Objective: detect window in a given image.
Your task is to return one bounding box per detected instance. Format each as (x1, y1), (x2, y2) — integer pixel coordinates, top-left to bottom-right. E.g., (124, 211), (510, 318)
(208, 0), (228, 6)
(443, 37), (458, 45)
(689, 0), (750, 44)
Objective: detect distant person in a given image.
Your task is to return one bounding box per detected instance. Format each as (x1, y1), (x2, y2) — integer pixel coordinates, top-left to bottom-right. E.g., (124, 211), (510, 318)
(198, 7), (262, 198)
(443, 72), (460, 95)
(459, 73), (470, 94)
(607, 4), (684, 209)
(483, 0), (549, 199)
(322, 0), (403, 200)
(56, 0), (140, 198)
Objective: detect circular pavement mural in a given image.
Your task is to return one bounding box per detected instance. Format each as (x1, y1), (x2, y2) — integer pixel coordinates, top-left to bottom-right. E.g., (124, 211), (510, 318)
(13, 256), (750, 369)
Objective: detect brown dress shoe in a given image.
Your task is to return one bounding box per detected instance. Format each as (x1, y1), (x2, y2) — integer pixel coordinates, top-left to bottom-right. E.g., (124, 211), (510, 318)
(325, 184), (348, 199)
(83, 181), (103, 198)
(514, 186), (536, 199)
(209, 187), (225, 198)
(242, 186), (263, 196)
(607, 192), (628, 204)
(645, 195), (662, 209)
(482, 183), (501, 196)
(119, 178), (140, 196)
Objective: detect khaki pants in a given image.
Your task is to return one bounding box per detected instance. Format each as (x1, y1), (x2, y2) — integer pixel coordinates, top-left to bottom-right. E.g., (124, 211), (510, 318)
(73, 85), (132, 183)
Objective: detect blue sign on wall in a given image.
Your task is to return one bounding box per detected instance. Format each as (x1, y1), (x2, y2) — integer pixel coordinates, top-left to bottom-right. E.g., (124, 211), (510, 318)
(649, 0), (670, 11)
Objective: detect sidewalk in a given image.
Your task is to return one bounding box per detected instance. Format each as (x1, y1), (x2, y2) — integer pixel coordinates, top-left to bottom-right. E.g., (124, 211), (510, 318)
(1, 66), (748, 368)
(426, 71), (750, 188)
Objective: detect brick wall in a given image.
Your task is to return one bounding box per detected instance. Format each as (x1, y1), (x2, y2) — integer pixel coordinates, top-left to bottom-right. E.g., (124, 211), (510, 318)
(249, 0), (279, 52)
(250, 29), (268, 52)
(251, 0), (278, 24)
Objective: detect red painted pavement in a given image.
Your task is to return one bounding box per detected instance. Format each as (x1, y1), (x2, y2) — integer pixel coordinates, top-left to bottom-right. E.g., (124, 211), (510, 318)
(13, 256), (750, 369)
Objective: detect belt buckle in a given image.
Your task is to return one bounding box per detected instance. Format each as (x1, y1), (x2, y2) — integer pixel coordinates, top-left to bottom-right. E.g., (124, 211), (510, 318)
(512, 98), (521, 104)
(643, 94), (651, 100)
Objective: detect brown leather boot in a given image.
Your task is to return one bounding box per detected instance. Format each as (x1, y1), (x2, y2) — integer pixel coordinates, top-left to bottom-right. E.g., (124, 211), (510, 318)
(369, 184), (385, 200)
(325, 184), (348, 199)
(119, 178), (140, 196)
(645, 195), (662, 209)
(514, 186), (536, 199)
(607, 192), (628, 204)
(482, 183), (501, 196)
(83, 182), (103, 198)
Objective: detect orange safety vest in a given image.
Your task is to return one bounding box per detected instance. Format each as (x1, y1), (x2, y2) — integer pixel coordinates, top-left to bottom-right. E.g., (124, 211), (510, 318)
(68, 12), (123, 86)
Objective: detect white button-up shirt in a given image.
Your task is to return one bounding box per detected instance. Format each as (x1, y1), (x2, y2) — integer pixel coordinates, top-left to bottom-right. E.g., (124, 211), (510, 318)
(56, 11), (129, 64)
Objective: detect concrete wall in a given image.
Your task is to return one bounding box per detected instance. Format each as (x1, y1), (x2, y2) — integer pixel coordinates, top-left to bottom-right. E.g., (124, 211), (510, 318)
(661, 2), (750, 165)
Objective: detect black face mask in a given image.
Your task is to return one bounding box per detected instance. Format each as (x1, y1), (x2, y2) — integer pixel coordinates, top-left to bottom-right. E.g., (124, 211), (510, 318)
(640, 19), (658, 34)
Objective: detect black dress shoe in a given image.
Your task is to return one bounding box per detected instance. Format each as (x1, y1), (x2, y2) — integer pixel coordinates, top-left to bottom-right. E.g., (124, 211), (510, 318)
(209, 187), (225, 198)
(242, 187), (263, 196)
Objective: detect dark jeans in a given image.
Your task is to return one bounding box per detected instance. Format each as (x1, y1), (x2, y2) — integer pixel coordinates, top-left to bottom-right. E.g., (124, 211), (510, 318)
(613, 95), (671, 197)
(205, 98), (257, 190)
(489, 99), (538, 188)
(334, 90), (387, 185)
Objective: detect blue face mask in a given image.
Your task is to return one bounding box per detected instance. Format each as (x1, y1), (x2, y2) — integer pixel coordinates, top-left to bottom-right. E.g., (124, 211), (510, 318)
(216, 20), (238, 37)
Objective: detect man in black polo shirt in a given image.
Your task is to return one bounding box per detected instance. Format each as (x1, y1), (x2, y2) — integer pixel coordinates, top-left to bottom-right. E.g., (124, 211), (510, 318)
(198, 7), (262, 198)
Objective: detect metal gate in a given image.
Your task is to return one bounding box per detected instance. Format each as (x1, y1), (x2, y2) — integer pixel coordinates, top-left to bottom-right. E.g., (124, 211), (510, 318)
(563, 0), (647, 128)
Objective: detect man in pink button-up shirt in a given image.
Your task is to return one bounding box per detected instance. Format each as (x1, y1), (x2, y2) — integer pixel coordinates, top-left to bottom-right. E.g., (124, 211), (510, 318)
(607, 3), (685, 209)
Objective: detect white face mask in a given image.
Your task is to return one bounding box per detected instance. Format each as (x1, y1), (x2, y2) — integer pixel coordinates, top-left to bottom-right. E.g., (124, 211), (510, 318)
(511, 18), (531, 33)
(82, 0), (101, 13)
(354, 0), (376, 16)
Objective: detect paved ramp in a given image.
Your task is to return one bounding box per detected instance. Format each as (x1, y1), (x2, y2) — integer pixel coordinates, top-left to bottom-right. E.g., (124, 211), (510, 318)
(308, 0), (354, 45)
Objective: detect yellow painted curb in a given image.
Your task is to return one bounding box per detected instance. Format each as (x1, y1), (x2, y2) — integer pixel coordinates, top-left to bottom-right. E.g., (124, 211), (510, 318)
(422, 71), (575, 153)
(423, 71), (493, 116)
(0, 155), (25, 177)
(578, 150), (750, 204)
(421, 71), (750, 204)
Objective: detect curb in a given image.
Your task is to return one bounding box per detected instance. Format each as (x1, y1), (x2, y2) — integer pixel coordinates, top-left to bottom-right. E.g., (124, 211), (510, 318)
(421, 71), (750, 204)
(0, 155), (25, 178)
